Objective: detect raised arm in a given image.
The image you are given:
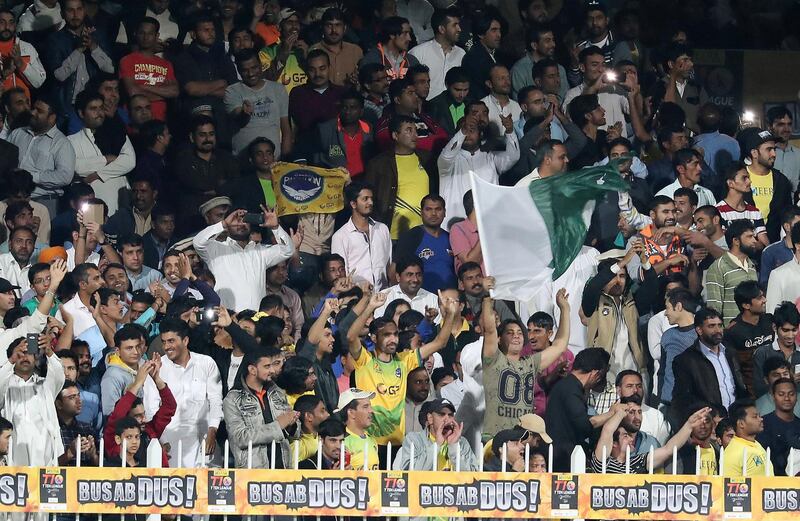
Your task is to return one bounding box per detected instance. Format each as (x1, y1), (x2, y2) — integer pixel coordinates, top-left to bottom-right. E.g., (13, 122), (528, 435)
(651, 407), (711, 468)
(347, 292), (386, 358)
(594, 403), (627, 460)
(539, 288), (570, 369)
(418, 292), (458, 360)
(308, 299), (338, 345)
(480, 292), (499, 360)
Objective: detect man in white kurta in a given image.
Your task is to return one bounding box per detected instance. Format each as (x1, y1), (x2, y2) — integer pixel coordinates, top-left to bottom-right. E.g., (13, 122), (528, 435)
(68, 92), (135, 215)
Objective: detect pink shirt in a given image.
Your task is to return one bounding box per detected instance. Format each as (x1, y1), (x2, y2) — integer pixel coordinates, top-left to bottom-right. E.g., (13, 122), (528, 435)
(449, 218), (482, 273)
(533, 350), (574, 416)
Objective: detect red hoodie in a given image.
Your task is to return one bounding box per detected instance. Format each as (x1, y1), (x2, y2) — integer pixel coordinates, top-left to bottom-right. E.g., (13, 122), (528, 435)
(104, 386), (177, 467)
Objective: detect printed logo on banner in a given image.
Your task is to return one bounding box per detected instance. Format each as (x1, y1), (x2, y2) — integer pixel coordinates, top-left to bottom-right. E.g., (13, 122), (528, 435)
(0, 472), (29, 507)
(248, 477), (370, 510)
(551, 474), (578, 517)
(589, 481), (713, 516)
(724, 478), (752, 518)
(75, 474), (198, 509)
(381, 472), (408, 515)
(39, 468), (67, 511)
(208, 470), (236, 513)
(280, 169), (325, 203)
(418, 477), (541, 513)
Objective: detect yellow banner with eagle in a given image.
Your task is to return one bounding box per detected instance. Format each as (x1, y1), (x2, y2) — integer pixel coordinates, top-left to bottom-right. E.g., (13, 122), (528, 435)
(271, 162), (349, 216)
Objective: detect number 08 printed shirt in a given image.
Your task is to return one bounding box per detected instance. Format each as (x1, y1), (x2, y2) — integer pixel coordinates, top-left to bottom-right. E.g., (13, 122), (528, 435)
(354, 347), (422, 445)
(482, 350), (542, 439)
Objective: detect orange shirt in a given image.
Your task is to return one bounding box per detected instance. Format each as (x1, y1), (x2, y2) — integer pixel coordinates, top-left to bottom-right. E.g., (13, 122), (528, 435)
(255, 23), (280, 46)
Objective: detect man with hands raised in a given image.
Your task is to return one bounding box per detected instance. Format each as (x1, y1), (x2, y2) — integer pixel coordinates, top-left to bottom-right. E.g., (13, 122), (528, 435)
(346, 289), (460, 460)
(193, 204), (296, 311)
(591, 402), (712, 473)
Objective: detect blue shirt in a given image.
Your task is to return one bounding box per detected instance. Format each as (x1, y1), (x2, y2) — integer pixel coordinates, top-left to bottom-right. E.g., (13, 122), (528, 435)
(699, 341), (737, 408)
(660, 325), (697, 402)
(693, 131), (740, 175)
(514, 116), (566, 142)
(76, 387), (102, 432)
(760, 240), (793, 288)
(416, 229), (456, 293)
(126, 265), (162, 292)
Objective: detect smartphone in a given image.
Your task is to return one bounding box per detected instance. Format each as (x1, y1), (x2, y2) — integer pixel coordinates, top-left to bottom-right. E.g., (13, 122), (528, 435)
(604, 71), (618, 82)
(26, 333), (38, 355)
(795, 364), (800, 375)
(203, 308), (218, 323)
(83, 203), (105, 225)
(243, 213), (265, 225)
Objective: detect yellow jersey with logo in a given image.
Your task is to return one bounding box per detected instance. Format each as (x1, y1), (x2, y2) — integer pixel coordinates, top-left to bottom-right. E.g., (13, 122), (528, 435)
(391, 153), (427, 240)
(697, 444), (718, 475)
(722, 436), (771, 476)
(344, 427), (380, 470)
(353, 347), (421, 445)
(747, 168), (774, 223)
(259, 46), (307, 93)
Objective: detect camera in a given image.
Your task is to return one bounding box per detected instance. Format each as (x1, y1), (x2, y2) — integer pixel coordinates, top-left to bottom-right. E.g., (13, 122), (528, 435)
(243, 213), (265, 225)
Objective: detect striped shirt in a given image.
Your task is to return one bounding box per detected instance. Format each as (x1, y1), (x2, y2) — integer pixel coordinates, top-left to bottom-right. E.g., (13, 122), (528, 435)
(705, 253), (758, 325)
(590, 451), (649, 474)
(715, 200), (767, 237)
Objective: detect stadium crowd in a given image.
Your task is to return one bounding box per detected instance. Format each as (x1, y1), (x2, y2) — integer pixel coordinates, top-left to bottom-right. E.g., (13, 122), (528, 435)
(0, 0), (797, 486)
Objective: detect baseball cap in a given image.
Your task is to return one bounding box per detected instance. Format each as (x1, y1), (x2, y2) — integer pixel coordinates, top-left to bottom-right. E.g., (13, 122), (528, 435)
(738, 127), (783, 165)
(334, 388), (375, 413)
(586, 0), (607, 13)
(418, 398), (456, 427)
(279, 8), (298, 24)
(518, 413), (553, 444)
(491, 427), (531, 458)
(0, 278), (20, 294)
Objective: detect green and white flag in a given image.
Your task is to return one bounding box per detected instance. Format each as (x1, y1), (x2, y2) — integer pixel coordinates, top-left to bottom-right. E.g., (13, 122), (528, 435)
(470, 165), (629, 302)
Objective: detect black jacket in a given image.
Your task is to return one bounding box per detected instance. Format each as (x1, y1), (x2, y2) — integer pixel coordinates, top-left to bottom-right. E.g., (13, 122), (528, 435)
(462, 43), (495, 100)
(427, 91), (464, 136)
(671, 339), (748, 425)
(545, 373), (594, 472)
(743, 167), (793, 243)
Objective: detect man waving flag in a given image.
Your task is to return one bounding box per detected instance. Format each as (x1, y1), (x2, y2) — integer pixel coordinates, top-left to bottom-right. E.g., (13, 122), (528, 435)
(470, 165), (628, 301)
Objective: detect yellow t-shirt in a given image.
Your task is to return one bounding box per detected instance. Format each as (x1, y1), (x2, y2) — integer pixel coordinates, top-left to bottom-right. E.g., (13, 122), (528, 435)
(259, 46), (307, 93)
(747, 167), (774, 222)
(287, 390), (315, 408)
(391, 153), (428, 240)
(722, 436), (771, 476)
(344, 427), (380, 470)
(353, 347), (421, 445)
(697, 444), (718, 476)
(293, 432), (319, 463)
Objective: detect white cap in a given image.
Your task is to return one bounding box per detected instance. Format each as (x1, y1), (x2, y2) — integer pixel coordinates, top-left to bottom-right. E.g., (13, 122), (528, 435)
(334, 388), (375, 413)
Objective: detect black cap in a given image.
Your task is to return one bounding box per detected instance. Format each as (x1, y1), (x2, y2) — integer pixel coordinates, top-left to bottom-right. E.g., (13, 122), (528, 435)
(586, 0), (607, 13)
(491, 427), (531, 458)
(418, 398), (456, 427)
(738, 127), (783, 164)
(0, 278), (20, 294)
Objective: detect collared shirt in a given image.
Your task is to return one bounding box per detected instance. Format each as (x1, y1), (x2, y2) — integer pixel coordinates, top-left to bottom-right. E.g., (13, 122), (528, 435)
(0, 253), (31, 297)
(8, 125), (76, 198)
(514, 115), (566, 142)
(193, 221), (295, 311)
(59, 417), (96, 466)
(656, 178), (716, 207)
(126, 265), (162, 292)
(514, 167), (541, 186)
(449, 217), (481, 274)
(266, 285), (304, 341)
(775, 143), (800, 192)
(766, 256), (800, 314)
(132, 208), (152, 236)
(309, 41), (363, 86)
(693, 131), (741, 174)
(68, 128), (135, 215)
(373, 284), (439, 318)
(408, 39), (466, 99)
(698, 341), (736, 408)
(331, 217), (392, 291)
(481, 94), (522, 138)
(144, 351), (223, 469)
(62, 293), (98, 336)
(563, 84), (630, 138)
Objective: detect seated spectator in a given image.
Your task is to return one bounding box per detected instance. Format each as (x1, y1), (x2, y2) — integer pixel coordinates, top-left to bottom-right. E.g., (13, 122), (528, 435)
(760, 207), (800, 288)
(314, 90), (374, 177)
(526, 311), (574, 417)
(758, 377), (800, 475)
(118, 234), (162, 292)
(289, 49), (346, 138)
(724, 281), (774, 395)
(338, 388), (380, 470)
(299, 417), (346, 469)
(766, 221), (800, 314)
(752, 302), (800, 397)
(292, 394), (330, 462)
(461, 13), (502, 100)
(427, 67), (471, 136)
(754, 359), (799, 416)
(361, 16), (418, 81)
(359, 63), (391, 126)
(723, 399), (771, 476)
(309, 8), (363, 87)
(56, 380), (99, 466)
(0, 169), (50, 245)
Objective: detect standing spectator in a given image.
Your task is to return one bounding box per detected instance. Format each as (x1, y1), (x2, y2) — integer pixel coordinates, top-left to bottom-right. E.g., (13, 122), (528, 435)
(314, 90), (374, 177)
(361, 16), (418, 81)
(373, 258), (438, 317)
(656, 149), (716, 207)
(396, 0), (435, 44)
(0, 227), (36, 296)
(438, 111), (518, 226)
(118, 234), (162, 292)
(738, 127), (793, 242)
(225, 49), (291, 157)
(752, 303), (800, 398)
(193, 206), (294, 311)
(693, 103), (740, 176)
(613, 370), (671, 445)
(0, 171), (49, 245)
(69, 91), (136, 215)
(142, 204), (176, 269)
(359, 63), (391, 126)
(563, 47), (630, 139)
(63, 263), (104, 348)
(724, 281), (774, 395)
(299, 417), (346, 469)
(706, 220), (759, 325)
(174, 115), (240, 227)
(43, 0), (114, 119)
(526, 311), (574, 418)
(574, 0), (615, 66)
(760, 207), (800, 288)
(0, 9), (46, 100)
(403, 367), (432, 436)
(723, 399), (771, 476)
(660, 288), (698, 407)
(331, 183), (392, 291)
(296, 299), (340, 413)
(337, 388), (379, 470)
(408, 8), (464, 100)
(222, 138), (277, 211)
(715, 162), (769, 247)
(309, 8), (363, 87)
(374, 77), (448, 153)
(545, 348), (613, 471)
(758, 378), (800, 475)
(104, 175), (159, 241)
(56, 380), (99, 466)
(118, 17), (179, 121)
(292, 394), (331, 462)
(481, 65), (521, 138)
(755, 360), (796, 416)
(146, 317), (223, 468)
(766, 221), (800, 314)
(461, 13), (502, 100)
(652, 44), (708, 134)
(672, 308), (748, 425)
(427, 67), (470, 136)
(767, 105), (800, 192)
(100, 324), (150, 415)
(394, 194), (456, 293)
(511, 25), (567, 102)
(266, 261), (303, 340)
(8, 96), (75, 217)
(288, 50), (346, 137)
(261, 9), (309, 93)
(173, 15), (238, 122)
(365, 115), (432, 239)
(223, 346), (299, 468)
(647, 126), (690, 192)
